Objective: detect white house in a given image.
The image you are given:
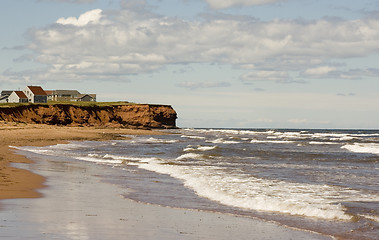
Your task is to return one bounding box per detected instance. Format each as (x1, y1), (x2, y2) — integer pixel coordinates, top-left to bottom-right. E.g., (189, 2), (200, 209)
(23, 86), (47, 103)
(8, 91), (28, 103)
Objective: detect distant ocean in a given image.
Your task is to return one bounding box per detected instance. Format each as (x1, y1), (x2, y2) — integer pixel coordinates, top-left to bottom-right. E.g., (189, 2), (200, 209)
(16, 128), (379, 239)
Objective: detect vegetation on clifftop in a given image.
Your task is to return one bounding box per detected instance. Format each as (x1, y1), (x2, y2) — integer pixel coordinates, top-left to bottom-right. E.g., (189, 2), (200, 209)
(0, 101), (136, 108)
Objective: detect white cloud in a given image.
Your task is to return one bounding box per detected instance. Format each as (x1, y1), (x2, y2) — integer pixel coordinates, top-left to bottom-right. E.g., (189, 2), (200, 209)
(303, 66), (337, 77)
(301, 66), (379, 79)
(56, 9), (103, 26)
(240, 71), (291, 83)
(5, 6), (379, 83)
(38, 0), (95, 3)
(177, 81), (231, 89)
(205, 0), (282, 9)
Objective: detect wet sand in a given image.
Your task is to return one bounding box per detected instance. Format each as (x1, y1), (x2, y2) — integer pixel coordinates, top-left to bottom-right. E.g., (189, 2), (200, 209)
(0, 122), (158, 200)
(0, 122), (332, 239)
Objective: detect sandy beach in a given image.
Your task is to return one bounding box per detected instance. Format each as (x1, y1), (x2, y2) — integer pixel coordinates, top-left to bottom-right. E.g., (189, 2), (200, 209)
(0, 122), (332, 239)
(0, 122), (157, 201)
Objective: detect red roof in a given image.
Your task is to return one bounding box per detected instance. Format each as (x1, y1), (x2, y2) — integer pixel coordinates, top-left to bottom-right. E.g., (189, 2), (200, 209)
(27, 86), (47, 96)
(14, 91), (28, 99)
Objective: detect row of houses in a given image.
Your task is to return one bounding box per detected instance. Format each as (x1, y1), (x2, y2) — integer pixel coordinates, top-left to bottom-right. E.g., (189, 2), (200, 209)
(0, 86), (96, 103)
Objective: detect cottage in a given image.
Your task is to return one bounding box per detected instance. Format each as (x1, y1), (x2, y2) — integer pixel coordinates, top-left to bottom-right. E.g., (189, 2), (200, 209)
(23, 86), (47, 103)
(77, 94), (96, 102)
(50, 90), (81, 102)
(1, 90), (13, 103)
(0, 95), (9, 103)
(8, 91), (28, 103)
(45, 90), (54, 102)
(1, 90), (12, 97)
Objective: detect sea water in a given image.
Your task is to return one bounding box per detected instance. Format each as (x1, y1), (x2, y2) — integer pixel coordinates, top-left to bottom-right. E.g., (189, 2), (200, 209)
(14, 129), (379, 239)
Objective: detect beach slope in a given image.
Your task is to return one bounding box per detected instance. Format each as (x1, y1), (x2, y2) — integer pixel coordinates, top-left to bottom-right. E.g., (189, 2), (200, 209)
(0, 122), (160, 200)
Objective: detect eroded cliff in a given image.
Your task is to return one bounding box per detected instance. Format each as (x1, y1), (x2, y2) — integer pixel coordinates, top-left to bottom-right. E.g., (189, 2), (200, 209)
(0, 104), (177, 129)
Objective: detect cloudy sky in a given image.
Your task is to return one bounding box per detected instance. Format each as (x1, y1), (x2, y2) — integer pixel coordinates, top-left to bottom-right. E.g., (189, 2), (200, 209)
(1, 0), (379, 128)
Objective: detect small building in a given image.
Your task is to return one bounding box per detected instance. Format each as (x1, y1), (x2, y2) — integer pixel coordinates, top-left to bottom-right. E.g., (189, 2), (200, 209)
(23, 86), (47, 103)
(77, 94), (96, 102)
(0, 95), (9, 103)
(45, 90), (54, 102)
(50, 90), (81, 102)
(8, 91), (28, 103)
(1, 90), (12, 97)
(48, 90), (96, 102)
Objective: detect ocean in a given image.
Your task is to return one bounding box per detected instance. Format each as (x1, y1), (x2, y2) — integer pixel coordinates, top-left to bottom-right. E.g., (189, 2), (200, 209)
(15, 128), (379, 239)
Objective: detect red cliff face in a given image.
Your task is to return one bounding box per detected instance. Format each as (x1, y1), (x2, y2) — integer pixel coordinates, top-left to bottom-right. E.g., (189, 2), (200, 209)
(0, 104), (177, 129)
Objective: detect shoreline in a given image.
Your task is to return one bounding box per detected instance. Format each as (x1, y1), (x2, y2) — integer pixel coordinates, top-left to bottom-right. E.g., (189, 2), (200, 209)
(0, 122), (162, 200)
(0, 122), (332, 239)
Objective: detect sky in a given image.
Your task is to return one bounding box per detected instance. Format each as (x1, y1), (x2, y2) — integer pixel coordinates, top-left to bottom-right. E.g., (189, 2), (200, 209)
(1, 0), (379, 129)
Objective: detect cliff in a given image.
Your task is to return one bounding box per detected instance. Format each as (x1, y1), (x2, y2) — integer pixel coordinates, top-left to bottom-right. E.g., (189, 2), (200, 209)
(0, 104), (177, 129)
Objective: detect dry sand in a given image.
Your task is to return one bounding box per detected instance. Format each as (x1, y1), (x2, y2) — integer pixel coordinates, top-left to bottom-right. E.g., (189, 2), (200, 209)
(0, 122), (332, 239)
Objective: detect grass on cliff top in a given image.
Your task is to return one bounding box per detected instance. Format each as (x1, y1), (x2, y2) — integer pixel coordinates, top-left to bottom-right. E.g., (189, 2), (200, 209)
(0, 101), (137, 108)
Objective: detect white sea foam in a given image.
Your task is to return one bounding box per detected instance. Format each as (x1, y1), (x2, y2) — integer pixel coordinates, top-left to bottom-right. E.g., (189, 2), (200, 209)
(197, 146), (216, 151)
(76, 155), (124, 165)
(145, 137), (179, 143)
(132, 157), (379, 221)
(342, 143), (379, 155)
(330, 136), (355, 141)
(311, 133), (356, 142)
(10, 146), (56, 155)
(176, 153), (204, 160)
(183, 147), (195, 152)
(207, 138), (239, 144)
(250, 139), (295, 144)
(181, 135), (206, 139)
(309, 141), (340, 145)
(359, 214), (379, 223)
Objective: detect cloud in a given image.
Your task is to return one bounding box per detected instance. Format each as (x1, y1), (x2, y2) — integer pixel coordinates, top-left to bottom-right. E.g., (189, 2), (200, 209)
(4, 6), (379, 83)
(56, 9), (103, 26)
(301, 66), (379, 79)
(337, 92), (355, 97)
(303, 66), (337, 78)
(177, 81), (231, 89)
(205, 0), (283, 9)
(38, 0), (95, 3)
(240, 71), (292, 83)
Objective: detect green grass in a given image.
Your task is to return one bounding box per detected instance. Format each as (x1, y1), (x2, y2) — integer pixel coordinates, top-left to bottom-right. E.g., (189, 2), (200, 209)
(0, 101), (137, 108)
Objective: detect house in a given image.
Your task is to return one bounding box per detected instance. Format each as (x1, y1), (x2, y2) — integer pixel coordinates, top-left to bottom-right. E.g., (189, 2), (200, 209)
(23, 86), (47, 103)
(77, 94), (96, 102)
(8, 91), (28, 103)
(0, 95), (9, 103)
(1, 90), (12, 97)
(1, 86), (97, 103)
(45, 90), (54, 102)
(48, 90), (96, 102)
(50, 90), (81, 102)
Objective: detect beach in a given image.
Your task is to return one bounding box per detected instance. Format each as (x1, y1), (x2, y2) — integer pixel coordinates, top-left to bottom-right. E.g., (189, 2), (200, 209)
(0, 122), (332, 239)
(0, 122), (156, 201)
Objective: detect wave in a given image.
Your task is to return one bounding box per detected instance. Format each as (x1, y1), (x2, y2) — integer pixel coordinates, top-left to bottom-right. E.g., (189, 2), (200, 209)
(132, 157), (378, 221)
(207, 138), (239, 144)
(309, 141), (340, 145)
(183, 145), (217, 152)
(342, 143), (379, 155)
(181, 135), (206, 139)
(176, 153), (204, 160)
(250, 139), (295, 144)
(145, 137), (179, 144)
(76, 154), (124, 164)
